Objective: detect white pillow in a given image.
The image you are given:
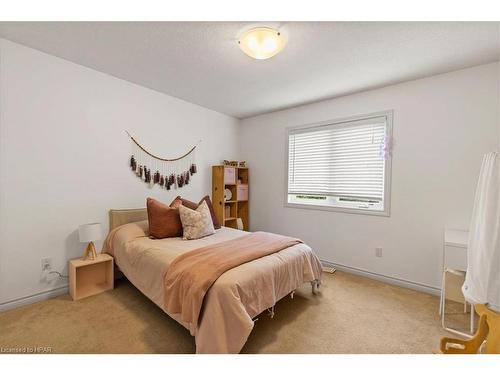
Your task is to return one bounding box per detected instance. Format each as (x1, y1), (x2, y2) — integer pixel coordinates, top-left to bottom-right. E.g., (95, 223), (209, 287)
(178, 200), (215, 240)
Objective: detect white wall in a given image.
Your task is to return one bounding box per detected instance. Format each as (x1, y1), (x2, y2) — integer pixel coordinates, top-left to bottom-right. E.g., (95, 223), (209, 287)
(239, 63), (499, 291)
(0, 39), (239, 308)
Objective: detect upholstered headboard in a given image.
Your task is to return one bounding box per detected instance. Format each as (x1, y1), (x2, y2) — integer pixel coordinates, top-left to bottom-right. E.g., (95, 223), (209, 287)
(109, 208), (148, 230)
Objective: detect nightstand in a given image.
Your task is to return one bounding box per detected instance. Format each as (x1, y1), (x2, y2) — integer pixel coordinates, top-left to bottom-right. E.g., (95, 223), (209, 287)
(69, 253), (114, 301)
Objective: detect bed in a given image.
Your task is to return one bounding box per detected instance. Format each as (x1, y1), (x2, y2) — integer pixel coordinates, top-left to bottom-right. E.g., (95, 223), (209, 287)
(103, 208), (323, 354)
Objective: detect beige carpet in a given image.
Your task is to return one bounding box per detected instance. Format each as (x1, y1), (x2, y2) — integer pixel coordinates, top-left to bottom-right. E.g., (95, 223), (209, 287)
(0, 271), (466, 354)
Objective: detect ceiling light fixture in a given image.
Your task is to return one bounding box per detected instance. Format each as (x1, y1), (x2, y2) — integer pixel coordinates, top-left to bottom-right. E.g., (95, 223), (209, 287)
(238, 27), (285, 60)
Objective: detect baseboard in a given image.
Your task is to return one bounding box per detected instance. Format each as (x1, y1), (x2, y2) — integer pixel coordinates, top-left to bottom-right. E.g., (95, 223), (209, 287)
(321, 260), (441, 296)
(0, 285), (69, 312)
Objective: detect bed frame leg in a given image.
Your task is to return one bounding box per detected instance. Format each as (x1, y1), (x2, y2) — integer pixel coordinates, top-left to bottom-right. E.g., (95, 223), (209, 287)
(290, 290), (295, 299)
(267, 306), (275, 318)
(311, 280), (320, 295)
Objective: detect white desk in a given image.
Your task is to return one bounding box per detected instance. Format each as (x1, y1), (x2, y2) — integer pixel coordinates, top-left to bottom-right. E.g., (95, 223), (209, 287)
(443, 229), (468, 271)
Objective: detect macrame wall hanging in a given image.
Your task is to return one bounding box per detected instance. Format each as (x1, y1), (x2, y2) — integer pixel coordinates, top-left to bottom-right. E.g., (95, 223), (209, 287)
(126, 131), (199, 190)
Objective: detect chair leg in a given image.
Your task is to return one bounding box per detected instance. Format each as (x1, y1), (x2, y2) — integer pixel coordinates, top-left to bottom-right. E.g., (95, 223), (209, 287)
(439, 291), (443, 316)
(470, 304), (475, 334)
(441, 274), (446, 328)
(439, 271), (446, 316)
(442, 298), (446, 329)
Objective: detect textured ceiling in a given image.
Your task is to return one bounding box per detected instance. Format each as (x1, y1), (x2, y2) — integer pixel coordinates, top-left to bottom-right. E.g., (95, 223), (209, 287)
(0, 22), (498, 118)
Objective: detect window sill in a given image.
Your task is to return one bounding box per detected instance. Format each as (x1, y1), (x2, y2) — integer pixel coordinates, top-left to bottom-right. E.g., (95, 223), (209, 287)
(284, 202), (390, 217)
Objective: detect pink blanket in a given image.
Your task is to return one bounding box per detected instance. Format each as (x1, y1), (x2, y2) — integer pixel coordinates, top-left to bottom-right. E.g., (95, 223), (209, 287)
(164, 231), (302, 325)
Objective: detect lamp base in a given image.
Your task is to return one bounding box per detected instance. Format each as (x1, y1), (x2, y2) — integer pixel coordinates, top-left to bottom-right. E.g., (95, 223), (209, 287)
(82, 241), (98, 261)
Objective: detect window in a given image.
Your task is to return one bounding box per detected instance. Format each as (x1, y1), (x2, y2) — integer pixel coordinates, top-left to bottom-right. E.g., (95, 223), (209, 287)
(286, 111), (392, 216)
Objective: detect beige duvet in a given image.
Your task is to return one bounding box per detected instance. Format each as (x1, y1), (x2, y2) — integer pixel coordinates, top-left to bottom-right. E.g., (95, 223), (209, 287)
(103, 220), (322, 354)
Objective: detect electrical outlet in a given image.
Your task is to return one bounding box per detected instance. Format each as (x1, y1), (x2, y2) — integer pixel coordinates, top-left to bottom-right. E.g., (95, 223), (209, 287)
(375, 247), (383, 258)
(41, 257), (53, 271)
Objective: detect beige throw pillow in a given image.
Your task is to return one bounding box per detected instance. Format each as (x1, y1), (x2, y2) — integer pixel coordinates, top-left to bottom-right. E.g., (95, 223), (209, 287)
(178, 200), (215, 240)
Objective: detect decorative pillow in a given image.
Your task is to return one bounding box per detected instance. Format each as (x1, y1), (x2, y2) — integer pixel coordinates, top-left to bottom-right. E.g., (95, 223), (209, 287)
(170, 195), (221, 229)
(178, 200), (215, 240)
(146, 198), (183, 239)
(170, 196), (197, 210)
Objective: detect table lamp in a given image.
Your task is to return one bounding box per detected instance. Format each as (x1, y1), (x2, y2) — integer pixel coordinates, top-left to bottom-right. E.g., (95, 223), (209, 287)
(78, 223), (103, 261)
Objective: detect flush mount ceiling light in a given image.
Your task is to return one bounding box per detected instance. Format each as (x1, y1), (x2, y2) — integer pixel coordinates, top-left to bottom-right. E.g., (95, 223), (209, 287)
(238, 27), (285, 60)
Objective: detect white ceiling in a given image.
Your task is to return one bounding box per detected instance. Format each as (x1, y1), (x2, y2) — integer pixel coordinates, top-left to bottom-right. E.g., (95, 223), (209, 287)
(0, 22), (498, 118)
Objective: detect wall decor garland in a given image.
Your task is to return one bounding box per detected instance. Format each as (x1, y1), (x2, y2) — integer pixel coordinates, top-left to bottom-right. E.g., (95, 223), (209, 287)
(126, 131), (199, 190)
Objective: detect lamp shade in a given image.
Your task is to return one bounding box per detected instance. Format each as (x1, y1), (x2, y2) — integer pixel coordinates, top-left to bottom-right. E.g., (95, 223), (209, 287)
(78, 223), (103, 243)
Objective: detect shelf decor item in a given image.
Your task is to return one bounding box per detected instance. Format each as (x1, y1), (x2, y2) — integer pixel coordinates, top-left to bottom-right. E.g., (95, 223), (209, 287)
(78, 223), (103, 261)
(223, 160), (238, 167)
(236, 218), (244, 231)
(224, 188), (232, 201)
(212, 165), (249, 231)
(126, 131), (199, 190)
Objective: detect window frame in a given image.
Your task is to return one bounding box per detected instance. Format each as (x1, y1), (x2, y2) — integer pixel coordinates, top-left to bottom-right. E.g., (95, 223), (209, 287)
(284, 110), (393, 217)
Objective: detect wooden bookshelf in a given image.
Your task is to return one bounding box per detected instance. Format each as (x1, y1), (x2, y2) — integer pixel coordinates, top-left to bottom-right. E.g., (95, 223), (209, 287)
(212, 165), (249, 231)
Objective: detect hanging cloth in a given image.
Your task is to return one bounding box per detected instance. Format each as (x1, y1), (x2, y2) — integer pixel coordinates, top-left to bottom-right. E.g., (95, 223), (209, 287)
(462, 152), (500, 312)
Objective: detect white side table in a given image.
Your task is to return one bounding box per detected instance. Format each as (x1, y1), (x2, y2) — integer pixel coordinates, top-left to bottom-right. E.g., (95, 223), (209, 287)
(69, 254), (114, 301)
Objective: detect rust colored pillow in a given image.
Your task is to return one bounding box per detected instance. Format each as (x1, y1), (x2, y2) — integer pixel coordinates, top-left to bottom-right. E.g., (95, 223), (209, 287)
(170, 195), (221, 229)
(147, 197), (183, 239)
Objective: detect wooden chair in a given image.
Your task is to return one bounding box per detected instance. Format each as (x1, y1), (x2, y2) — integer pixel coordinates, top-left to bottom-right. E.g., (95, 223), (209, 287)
(438, 304), (500, 354)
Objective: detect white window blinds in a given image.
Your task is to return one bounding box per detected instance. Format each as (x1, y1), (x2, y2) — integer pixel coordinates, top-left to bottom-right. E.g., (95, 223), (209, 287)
(288, 116), (388, 201)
